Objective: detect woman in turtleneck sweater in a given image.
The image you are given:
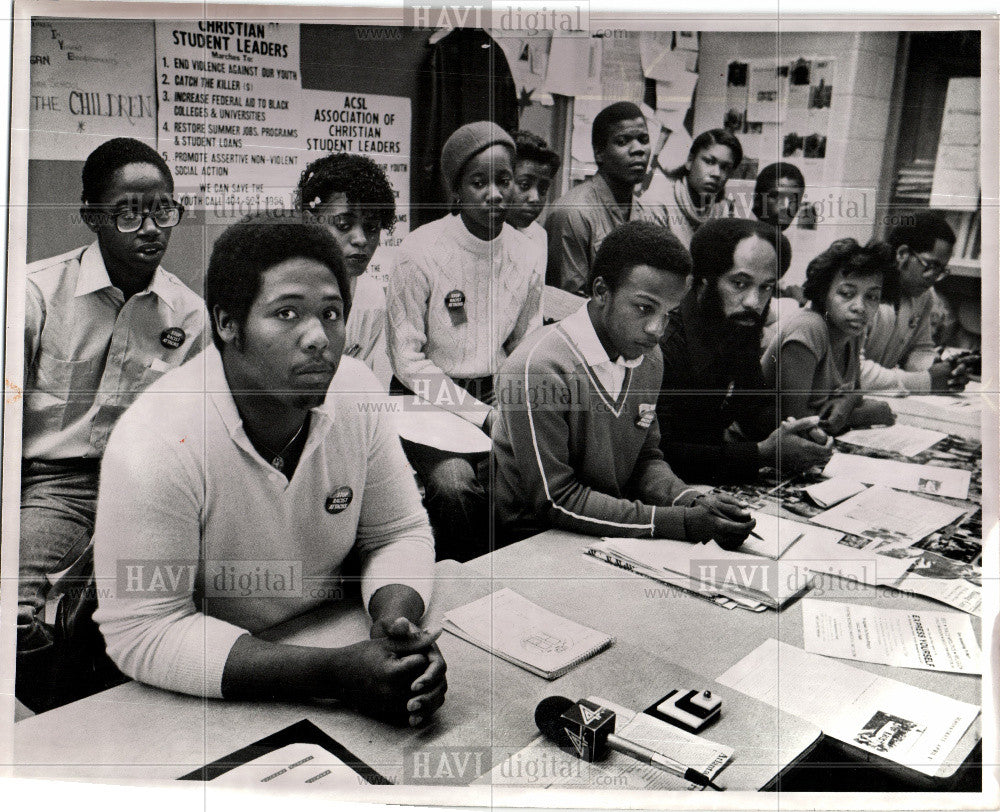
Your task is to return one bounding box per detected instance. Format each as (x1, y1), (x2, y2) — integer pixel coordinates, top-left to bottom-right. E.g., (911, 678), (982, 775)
(645, 128), (743, 249)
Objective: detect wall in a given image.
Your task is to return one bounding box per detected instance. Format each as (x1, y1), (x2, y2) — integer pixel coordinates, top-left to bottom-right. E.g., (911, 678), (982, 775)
(694, 32), (899, 285)
(24, 22), (432, 295)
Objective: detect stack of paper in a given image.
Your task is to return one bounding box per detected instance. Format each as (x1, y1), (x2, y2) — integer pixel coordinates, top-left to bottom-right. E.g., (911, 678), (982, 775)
(718, 639), (980, 776)
(809, 485), (966, 546)
(443, 588), (614, 679)
(588, 537), (815, 610)
(779, 528), (981, 615)
(822, 453), (971, 500)
(837, 424), (947, 457)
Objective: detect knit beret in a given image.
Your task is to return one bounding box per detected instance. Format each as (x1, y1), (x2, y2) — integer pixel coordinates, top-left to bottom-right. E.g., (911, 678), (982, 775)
(440, 121), (515, 195)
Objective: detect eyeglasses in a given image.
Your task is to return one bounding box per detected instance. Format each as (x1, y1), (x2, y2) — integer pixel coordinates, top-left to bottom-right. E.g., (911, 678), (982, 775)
(910, 251), (950, 282)
(105, 201), (184, 233)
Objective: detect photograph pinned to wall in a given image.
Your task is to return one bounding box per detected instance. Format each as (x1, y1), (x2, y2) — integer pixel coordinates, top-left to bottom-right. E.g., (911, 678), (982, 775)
(808, 58), (835, 110)
(746, 59), (781, 123)
(780, 57), (835, 164)
(725, 60), (749, 132)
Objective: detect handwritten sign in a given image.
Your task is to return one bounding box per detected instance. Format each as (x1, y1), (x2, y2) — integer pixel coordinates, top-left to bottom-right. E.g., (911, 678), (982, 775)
(29, 19), (156, 159)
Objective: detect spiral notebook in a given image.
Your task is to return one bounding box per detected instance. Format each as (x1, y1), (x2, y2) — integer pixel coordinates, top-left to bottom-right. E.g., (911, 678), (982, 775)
(442, 588), (614, 679)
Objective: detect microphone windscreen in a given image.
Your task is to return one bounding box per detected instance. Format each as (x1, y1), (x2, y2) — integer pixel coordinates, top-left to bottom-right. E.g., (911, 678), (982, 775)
(534, 695), (575, 744)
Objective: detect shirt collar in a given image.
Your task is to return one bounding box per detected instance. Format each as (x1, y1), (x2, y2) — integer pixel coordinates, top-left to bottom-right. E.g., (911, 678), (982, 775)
(560, 303), (644, 368)
(589, 172), (622, 210)
(205, 344), (336, 447)
(74, 241), (183, 311)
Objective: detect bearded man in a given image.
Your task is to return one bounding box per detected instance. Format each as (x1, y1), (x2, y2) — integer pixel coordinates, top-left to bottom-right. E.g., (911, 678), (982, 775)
(656, 218), (832, 484)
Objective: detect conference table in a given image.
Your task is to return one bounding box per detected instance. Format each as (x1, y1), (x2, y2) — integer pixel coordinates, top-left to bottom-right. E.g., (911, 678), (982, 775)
(7, 392), (987, 798)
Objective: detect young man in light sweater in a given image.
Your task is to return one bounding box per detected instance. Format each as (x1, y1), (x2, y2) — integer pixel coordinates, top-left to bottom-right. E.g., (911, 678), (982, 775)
(93, 219), (446, 726)
(545, 102), (652, 297)
(386, 121), (544, 561)
(493, 221), (756, 546)
(861, 211), (970, 394)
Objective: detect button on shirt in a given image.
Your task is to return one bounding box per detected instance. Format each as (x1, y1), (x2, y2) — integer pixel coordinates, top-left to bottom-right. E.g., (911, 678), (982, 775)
(23, 243), (206, 460)
(558, 304), (644, 400)
(92, 348), (434, 698)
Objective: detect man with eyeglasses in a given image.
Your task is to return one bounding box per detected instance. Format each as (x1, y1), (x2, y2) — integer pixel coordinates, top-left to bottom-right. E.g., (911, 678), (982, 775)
(17, 137), (205, 711)
(861, 210), (969, 394)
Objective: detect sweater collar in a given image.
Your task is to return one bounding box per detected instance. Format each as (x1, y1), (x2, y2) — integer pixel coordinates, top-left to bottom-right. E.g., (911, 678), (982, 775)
(446, 212), (506, 258)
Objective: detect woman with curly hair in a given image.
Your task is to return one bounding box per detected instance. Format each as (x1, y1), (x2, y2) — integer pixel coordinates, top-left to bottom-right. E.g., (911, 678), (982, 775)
(297, 153), (397, 370)
(762, 238), (899, 434)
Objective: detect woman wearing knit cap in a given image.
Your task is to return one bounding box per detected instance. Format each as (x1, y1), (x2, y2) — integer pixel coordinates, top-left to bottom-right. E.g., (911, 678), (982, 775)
(386, 121), (545, 562)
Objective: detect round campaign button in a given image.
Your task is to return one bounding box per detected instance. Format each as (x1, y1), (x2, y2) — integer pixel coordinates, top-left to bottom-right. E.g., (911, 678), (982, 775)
(325, 486), (354, 515)
(444, 290), (466, 310)
(160, 327), (186, 349)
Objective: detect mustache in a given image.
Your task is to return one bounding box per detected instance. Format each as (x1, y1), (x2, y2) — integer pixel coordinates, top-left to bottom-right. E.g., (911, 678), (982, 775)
(725, 309), (766, 327)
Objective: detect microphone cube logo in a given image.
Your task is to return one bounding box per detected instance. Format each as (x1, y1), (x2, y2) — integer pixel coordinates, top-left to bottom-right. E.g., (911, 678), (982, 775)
(560, 699), (614, 761)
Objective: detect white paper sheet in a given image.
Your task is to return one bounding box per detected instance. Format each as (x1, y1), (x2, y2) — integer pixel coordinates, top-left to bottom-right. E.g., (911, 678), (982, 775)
(210, 743), (366, 788)
(809, 485), (965, 546)
(743, 512), (843, 560)
(837, 425), (948, 457)
(822, 453), (971, 500)
(389, 395), (491, 453)
(717, 639), (980, 776)
(800, 599), (981, 674)
(804, 476), (867, 507)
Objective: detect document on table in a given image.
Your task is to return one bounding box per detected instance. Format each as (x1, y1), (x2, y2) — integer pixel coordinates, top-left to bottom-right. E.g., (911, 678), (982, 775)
(804, 476), (867, 508)
(717, 639), (980, 776)
(208, 743), (370, 789)
(179, 719), (393, 785)
(837, 424), (947, 457)
(809, 485), (965, 546)
(823, 452), (971, 500)
(480, 696), (732, 790)
(442, 588), (614, 678)
(745, 512), (845, 559)
(800, 599), (981, 674)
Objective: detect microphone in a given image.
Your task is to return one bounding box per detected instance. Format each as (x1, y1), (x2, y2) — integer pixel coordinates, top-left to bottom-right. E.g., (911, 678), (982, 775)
(534, 696), (723, 790)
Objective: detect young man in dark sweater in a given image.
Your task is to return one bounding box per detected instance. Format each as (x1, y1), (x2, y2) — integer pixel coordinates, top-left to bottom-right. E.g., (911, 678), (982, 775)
(656, 218), (832, 484)
(493, 221), (755, 546)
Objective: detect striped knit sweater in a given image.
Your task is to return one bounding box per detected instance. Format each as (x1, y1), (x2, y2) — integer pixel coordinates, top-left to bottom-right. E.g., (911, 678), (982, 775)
(493, 313), (699, 539)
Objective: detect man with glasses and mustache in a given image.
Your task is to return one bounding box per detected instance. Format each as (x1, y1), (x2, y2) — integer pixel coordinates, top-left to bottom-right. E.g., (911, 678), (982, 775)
(656, 218), (832, 484)
(861, 210), (970, 394)
(17, 137), (205, 711)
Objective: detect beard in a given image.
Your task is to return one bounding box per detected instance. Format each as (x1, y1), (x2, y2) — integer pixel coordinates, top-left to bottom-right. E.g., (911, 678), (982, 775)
(698, 281), (768, 366)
